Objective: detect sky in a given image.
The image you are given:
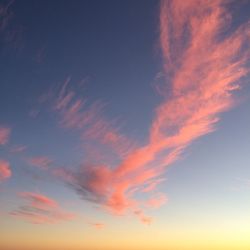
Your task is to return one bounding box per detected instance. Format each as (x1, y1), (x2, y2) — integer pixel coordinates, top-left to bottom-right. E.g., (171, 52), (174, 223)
(0, 0), (250, 250)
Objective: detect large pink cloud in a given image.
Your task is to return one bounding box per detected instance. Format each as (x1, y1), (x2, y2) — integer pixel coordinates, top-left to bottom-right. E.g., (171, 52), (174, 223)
(0, 159), (11, 182)
(10, 192), (75, 224)
(52, 0), (250, 223)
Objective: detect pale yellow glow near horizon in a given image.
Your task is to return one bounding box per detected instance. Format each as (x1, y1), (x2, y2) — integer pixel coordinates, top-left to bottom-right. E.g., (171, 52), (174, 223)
(2, 217), (250, 250)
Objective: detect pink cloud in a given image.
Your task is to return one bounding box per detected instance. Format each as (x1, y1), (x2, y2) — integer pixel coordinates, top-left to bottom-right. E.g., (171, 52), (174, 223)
(0, 0), (13, 32)
(51, 1), (250, 224)
(10, 192), (75, 224)
(52, 78), (134, 159)
(83, 118), (132, 157)
(0, 159), (11, 182)
(0, 126), (10, 145)
(19, 192), (58, 208)
(27, 156), (52, 169)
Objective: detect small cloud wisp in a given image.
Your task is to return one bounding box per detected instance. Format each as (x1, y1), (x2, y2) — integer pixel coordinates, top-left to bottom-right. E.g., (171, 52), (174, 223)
(0, 159), (11, 182)
(0, 126), (10, 145)
(27, 156), (53, 169)
(10, 192), (75, 224)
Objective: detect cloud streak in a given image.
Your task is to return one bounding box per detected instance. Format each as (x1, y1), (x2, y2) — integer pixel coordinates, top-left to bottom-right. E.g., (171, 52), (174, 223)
(89, 222), (105, 229)
(27, 156), (53, 169)
(0, 126), (10, 145)
(52, 77), (134, 159)
(10, 192), (75, 224)
(10, 145), (27, 153)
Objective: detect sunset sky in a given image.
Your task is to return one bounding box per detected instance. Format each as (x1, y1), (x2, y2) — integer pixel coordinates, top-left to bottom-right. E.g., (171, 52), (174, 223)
(0, 0), (250, 250)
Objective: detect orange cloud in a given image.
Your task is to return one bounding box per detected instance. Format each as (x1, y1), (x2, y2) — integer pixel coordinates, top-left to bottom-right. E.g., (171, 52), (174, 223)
(10, 192), (75, 224)
(0, 126), (10, 145)
(0, 159), (11, 182)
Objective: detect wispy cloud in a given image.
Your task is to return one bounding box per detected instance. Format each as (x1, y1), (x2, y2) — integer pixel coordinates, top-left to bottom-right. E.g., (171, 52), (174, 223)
(29, 109), (40, 118)
(19, 192), (58, 208)
(10, 145), (27, 153)
(0, 0), (24, 50)
(27, 156), (53, 169)
(0, 159), (11, 182)
(35, 45), (46, 63)
(133, 209), (152, 225)
(145, 193), (167, 209)
(0, 126), (11, 145)
(47, 0), (250, 223)
(10, 192), (75, 224)
(89, 222), (105, 229)
(52, 77), (134, 159)
(0, 0), (13, 32)
(141, 178), (166, 193)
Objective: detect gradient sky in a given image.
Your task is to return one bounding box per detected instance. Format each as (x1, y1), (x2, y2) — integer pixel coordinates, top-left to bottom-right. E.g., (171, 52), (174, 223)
(0, 1), (250, 250)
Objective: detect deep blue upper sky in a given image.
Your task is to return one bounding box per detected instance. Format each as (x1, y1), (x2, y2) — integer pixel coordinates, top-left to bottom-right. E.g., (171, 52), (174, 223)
(1, 0), (161, 136)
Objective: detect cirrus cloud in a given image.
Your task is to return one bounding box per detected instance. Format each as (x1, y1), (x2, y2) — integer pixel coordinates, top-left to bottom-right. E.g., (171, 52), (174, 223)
(10, 192), (76, 224)
(48, 0), (250, 223)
